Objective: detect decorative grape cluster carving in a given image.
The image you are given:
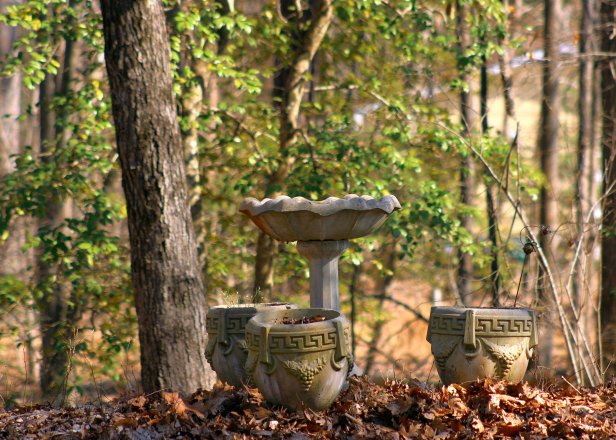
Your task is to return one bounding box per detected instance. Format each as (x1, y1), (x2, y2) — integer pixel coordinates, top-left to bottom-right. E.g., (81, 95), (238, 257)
(282, 356), (327, 391)
(432, 336), (461, 372)
(483, 339), (526, 378)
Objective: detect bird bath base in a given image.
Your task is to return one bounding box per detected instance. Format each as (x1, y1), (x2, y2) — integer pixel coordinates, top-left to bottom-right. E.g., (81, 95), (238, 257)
(297, 240), (349, 311)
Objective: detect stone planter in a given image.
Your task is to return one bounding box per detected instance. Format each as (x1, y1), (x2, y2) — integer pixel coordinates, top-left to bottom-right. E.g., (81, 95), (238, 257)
(245, 308), (353, 411)
(205, 303), (297, 387)
(426, 306), (538, 385)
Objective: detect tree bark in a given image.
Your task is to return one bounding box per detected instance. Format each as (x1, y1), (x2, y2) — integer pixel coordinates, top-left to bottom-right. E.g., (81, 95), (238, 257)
(599, 0), (616, 378)
(479, 38), (501, 305)
(574, 0), (597, 382)
(499, 0), (518, 135)
(455, 0), (473, 304)
(253, 0), (333, 298)
(537, 0), (561, 369)
(101, 0), (213, 394)
(36, 1), (82, 398)
(364, 243), (396, 375)
(0, 0), (26, 276)
(574, 0), (595, 308)
(0, 0), (37, 387)
(177, 0), (232, 280)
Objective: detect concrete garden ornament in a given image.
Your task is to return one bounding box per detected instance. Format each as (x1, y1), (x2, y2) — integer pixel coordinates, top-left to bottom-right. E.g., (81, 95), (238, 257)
(426, 306), (538, 385)
(205, 303), (297, 387)
(244, 308), (352, 411)
(240, 194), (401, 311)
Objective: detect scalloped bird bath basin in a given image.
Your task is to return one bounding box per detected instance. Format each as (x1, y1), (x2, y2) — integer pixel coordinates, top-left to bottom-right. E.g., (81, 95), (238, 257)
(240, 195), (401, 311)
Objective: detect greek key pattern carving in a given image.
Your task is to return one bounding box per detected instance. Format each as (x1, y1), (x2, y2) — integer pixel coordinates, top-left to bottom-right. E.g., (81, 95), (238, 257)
(206, 315), (253, 334)
(245, 329), (345, 353)
(430, 315), (533, 337)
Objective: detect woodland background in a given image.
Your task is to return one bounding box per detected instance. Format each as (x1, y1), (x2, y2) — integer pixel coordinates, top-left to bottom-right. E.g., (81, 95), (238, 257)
(0, 0), (615, 407)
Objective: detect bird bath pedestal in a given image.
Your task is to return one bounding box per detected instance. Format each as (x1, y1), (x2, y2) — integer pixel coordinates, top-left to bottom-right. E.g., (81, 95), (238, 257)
(296, 240), (349, 310)
(240, 195), (401, 311)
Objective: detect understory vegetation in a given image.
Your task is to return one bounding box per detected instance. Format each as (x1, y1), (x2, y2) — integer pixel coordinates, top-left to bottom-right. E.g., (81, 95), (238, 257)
(0, 0), (614, 408)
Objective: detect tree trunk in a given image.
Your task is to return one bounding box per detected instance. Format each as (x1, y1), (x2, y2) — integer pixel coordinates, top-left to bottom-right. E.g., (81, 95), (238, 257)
(499, 0), (517, 135)
(574, 0), (597, 382)
(36, 2), (82, 398)
(0, 0), (37, 386)
(101, 0), (213, 394)
(599, 0), (616, 378)
(537, 0), (561, 369)
(480, 39), (501, 305)
(253, 0), (333, 298)
(349, 263), (361, 359)
(0, 0), (26, 277)
(364, 244), (396, 375)
(456, 0), (473, 304)
(37, 72), (72, 398)
(178, 0), (232, 280)
(574, 0), (594, 308)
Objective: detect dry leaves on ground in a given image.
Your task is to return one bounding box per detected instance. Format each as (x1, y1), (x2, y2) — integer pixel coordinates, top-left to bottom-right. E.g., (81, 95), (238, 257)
(0, 377), (614, 439)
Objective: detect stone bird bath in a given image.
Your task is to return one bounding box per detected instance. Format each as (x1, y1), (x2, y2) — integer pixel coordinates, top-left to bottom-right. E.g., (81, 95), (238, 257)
(240, 194), (401, 310)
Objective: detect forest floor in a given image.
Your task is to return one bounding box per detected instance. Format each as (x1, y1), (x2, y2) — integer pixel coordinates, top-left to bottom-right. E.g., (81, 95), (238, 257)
(0, 376), (614, 439)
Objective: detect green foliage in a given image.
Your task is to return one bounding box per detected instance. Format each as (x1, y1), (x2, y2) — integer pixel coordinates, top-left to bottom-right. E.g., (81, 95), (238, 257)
(0, 0), (133, 387)
(0, 0), (545, 391)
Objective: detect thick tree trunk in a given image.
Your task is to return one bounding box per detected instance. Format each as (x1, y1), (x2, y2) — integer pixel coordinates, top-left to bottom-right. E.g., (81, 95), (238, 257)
(456, 0), (473, 304)
(253, 0), (333, 298)
(101, 0), (213, 394)
(537, 0), (561, 369)
(599, 0), (616, 378)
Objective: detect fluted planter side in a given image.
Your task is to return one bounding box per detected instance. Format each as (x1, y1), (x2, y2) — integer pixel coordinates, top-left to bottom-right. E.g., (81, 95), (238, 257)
(245, 308), (353, 411)
(426, 307), (538, 385)
(205, 303), (296, 387)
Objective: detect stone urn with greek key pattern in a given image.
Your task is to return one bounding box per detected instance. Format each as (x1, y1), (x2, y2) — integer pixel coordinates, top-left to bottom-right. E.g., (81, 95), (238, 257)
(245, 308), (353, 411)
(205, 303), (296, 387)
(426, 306), (538, 385)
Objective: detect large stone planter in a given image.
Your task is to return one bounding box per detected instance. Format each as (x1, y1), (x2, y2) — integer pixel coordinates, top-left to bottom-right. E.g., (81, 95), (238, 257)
(426, 306), (538, 385)
(205, 303), (296, 387)
(245, 308), (353, 411)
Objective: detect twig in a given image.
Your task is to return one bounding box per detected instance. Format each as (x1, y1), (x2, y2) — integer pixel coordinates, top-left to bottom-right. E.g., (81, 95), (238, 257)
(561, 375), (581, 394)
(565, 181), (616, 296)
(514, 254), (529, 307)
(360, 292), (429, 323)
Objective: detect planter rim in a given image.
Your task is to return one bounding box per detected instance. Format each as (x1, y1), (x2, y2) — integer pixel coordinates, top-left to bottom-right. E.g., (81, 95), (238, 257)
(248, 308), (343, 331)
(430, 306), (535, 314)
(209, 302), (294, 313)
(427, 305), (538, 348)
(240, 194), (401, 218)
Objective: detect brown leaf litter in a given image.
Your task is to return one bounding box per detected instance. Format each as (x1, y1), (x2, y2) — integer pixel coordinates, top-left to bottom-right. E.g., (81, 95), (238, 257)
(0, 377), (614, 439)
